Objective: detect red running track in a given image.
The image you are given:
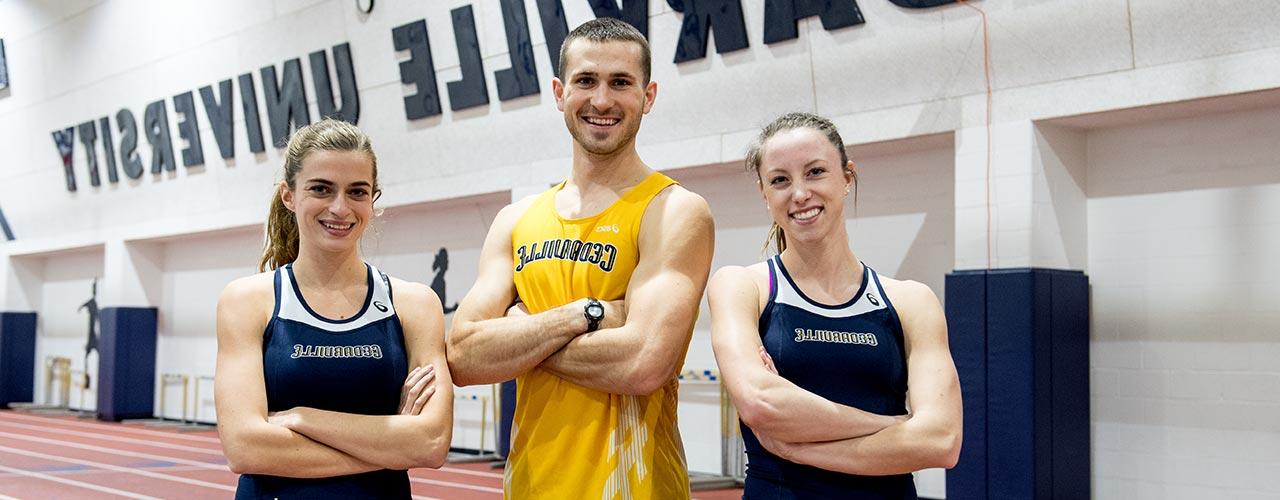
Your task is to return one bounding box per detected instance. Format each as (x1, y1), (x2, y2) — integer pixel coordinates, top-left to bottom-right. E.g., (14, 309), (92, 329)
(0, 410), (743, 499)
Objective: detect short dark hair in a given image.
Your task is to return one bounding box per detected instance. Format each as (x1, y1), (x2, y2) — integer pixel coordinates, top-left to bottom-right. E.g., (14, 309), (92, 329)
(558, 18), (651, 83)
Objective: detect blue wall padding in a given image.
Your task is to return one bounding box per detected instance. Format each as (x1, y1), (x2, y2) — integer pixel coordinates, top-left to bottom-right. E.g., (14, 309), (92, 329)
(96, 307), (157, 421)
(945, 268), (1090, 500)
(944, 271), (988, 500)
(0, 312), (37, 406)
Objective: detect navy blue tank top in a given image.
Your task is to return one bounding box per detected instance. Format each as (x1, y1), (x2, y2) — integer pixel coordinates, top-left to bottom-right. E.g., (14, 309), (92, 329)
(741, 256), (916, 499)
(236, 263), (411, 500)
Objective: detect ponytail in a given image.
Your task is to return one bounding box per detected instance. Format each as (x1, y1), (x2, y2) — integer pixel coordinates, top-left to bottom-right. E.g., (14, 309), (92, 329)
(259, 184), (300, 272)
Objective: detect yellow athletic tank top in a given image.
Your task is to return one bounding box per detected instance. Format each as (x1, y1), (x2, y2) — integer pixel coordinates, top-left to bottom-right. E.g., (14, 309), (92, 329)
(506, 171), (690, 500)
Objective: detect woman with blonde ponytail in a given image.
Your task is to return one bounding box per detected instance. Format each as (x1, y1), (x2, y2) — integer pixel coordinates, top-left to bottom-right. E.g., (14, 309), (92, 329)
(709, 112), (962, 498)
(215, 119), (453, 499)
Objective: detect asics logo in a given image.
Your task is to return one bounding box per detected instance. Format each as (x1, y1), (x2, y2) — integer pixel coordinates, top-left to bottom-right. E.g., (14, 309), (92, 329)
(373, 301), (388, 312)
(595, 224), (620, 234)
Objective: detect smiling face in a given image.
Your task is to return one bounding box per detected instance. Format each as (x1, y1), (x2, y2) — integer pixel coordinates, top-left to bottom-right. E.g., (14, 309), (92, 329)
(552, 39), (657, 158)
(281, 150), (376, 256)
(757, 127), (855, 247)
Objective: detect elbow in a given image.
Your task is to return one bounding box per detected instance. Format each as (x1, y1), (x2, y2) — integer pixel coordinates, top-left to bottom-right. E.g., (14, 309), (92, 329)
(938, 428), (962, 469)
(733, 388), (783, 430)
(619, 360), (674, 396)
(399, 426), (452, 470)
(221, 435), (263, 475)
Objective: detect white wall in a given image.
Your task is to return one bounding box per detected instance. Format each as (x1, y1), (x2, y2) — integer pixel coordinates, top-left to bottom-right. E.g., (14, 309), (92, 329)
(1086, 106), (1280, 499)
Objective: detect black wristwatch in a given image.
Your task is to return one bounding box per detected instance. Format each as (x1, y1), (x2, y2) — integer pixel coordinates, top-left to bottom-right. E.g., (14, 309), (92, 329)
(584, 298), (604, 332)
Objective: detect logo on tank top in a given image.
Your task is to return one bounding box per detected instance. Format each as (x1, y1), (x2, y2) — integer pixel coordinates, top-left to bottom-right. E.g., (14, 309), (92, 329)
(867, 293), (879, 306)
(291, 344), (384, 359)
(794, 328), (879, 346)
(373, 301), (388, 312)
(514, 238), (618, 273)
(594, 224), (620, 234)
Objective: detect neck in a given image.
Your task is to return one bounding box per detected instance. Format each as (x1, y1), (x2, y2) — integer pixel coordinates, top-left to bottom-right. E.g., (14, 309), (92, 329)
(290, 246), (365, 289)
(568, 142), (651, 194)
(780, 227), (861, 289)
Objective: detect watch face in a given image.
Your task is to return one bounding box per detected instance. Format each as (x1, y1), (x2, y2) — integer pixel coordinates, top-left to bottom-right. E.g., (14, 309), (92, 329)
(587, 304), (604, 318)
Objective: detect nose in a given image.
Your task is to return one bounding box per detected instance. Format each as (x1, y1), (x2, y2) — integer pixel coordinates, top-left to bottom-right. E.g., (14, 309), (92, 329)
(588, 85), (612, 112)
(328, 195), (352, 218)
(790, 181), (811, 204)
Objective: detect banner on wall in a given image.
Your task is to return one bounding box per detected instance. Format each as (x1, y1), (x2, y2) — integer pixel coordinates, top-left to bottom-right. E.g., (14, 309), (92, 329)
(45, 0), (955, 195)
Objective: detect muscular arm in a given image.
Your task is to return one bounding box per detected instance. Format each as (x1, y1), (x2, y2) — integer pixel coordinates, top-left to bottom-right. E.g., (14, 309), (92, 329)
(709, 266), (900, 443)
(214, 275), (381, 477)
(447, 198), (592, 386)
(539, 187), (715, 396)
(271, 282), (454, 470)
(757, 281), (963, 475)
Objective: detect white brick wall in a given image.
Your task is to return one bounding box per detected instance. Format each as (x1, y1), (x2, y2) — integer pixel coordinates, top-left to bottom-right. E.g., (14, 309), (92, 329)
(1087, 106), (1280, 499)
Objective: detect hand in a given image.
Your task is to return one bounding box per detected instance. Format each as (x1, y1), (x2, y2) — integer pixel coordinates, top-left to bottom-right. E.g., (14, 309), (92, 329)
(267, 408), (302, 429)
(397, 365), (437, 416)
(758, 346), (778, 375)
(506, 301), (530, 318)
(600, 299), (626, 330)
(752, 428), (797, 462)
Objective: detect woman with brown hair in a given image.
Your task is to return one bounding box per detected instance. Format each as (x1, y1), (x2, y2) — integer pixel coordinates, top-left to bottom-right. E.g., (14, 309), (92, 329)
(710, 112), (962, 498)
(214, 119), (452, 499)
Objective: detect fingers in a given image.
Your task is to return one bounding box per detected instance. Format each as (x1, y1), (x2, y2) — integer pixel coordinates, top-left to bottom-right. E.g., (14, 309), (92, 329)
(399, 365), (437, 415)
(758, 346), (778, 375)
(411, 384), (437, 415)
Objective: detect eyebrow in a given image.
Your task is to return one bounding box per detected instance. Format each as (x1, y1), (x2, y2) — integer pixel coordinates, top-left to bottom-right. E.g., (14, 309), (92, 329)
(304, 178), (372, 188)
(571, 69), (638, 80)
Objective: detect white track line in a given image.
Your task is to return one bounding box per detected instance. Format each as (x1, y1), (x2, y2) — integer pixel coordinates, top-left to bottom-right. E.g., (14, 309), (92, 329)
(0, 444), (234, 492)
(409, 477), (504, 494)
(0, 493), (18, 500)
(434, 466), (505, 479)
(0, 412), (220, 444)
(1, 429), (501, 495)
(0, 420), (223, 455)
(0, 462), (161, 499)
(0, 431), (229, 471)
(0, 465), (216, 479)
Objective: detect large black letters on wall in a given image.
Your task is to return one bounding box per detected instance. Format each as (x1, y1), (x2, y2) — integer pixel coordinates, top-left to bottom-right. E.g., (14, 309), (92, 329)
(200, 79), (236, 160)
(172, 91), (204, 167)
(393, 20), (444, 120)
(763, 0), (864, 44)
(261, 59), (311, 147)
(588, 0), (649, 38)
(534, 0), (569, 78)
(76, 121), (101, 187)
(311, 43), (361, 123)
(238, 73), (266, 154)
(448, 6), (490, 110)
(98, 116), (119, 184)
(143, 99), (176, 174)
(495, 0), (540, 101)
(116, 109), (144, 180)
(667, 0), (749, 63)
(52, 128), (76, 192)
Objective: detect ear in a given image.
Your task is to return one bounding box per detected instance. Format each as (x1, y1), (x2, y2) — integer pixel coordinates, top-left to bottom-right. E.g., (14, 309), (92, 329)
(642, 80), (658, 114)
(552, 77), (566, 112)
(279, 182), (296, 212)
(844, 160), (856, 187)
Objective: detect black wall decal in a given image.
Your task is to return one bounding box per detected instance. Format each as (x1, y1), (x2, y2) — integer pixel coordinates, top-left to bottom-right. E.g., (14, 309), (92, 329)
(0, 39), (8, 91)
(261, 59), (311, 147)
(311, 43), (361, 123)
(495, 0), (540, 101)
(172, 91), (205, 167)
(116, 109), (144, 180)
(535, 0), (569, 77)
(52, 127), (76, 192)
(430, 248), (460, 314)
(393, 20), (444, 120)
(143, 100), (176, 174)
(888, 0), (955, 7)
(763, 0), (864, 44)
(76, 121), (102, 187)
(588, 0), (649, 38)
(79, 278), (101, 385)
(98, 116), (119, 184)
(447, 6), (490, 110)
(238, 73), (266, 154)
(667, 0), (749, 63)
(200, 80), (236, 160)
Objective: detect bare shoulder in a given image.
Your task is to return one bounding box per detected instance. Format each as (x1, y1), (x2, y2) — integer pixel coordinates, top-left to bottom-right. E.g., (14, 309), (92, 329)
(388, 277), (443, 314)
(878, 276), (940, 310)
(492, 193), (542, 230)
(652, 184), (712, 223)
(708, 261), (770, 307)
(218, 272), (274, 311)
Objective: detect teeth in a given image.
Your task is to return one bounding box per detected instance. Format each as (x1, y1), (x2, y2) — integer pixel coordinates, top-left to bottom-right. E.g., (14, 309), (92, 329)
(792, 207), (821, 220)
(584, 117), (619, 126)
(321, 221), (354, 231)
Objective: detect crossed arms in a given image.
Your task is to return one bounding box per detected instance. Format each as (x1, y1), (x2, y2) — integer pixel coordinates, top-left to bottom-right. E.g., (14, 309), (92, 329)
(215, 275), (453, 477)
(447, 186), (715, 395)
(709, 265), (962, 476)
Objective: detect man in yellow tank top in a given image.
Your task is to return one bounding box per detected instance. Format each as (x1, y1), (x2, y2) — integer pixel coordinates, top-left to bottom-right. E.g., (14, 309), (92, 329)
(447, 18), (715, 500)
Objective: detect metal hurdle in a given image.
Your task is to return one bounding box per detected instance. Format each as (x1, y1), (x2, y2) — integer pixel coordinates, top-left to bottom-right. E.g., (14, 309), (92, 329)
(42, 356), (73, 407)
(193, 375), (215, 424)
(678, 368), (746, 489)
(158, 373), (190, 423)
(450, 383), (502, 462)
